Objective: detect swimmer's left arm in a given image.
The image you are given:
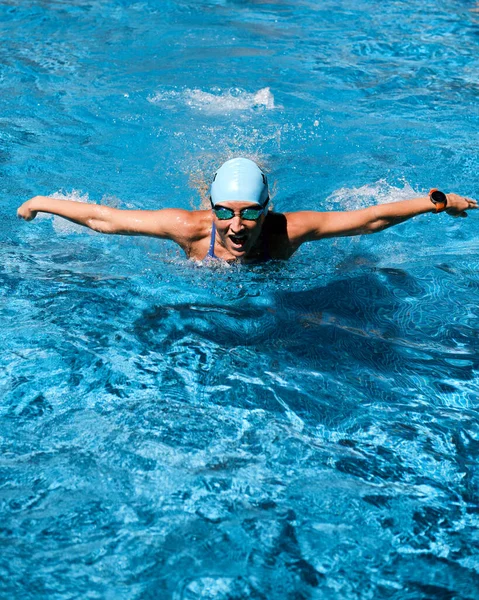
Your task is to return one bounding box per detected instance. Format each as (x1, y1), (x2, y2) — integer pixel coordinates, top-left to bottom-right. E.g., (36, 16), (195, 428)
(288, 193), (477, 242)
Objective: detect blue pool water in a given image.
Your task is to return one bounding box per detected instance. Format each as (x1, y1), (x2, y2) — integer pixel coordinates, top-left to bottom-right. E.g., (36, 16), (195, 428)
(2, 0), (479, 598)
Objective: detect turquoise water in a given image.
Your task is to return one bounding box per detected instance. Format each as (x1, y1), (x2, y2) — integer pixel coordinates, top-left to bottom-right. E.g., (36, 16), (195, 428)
(2, 0), (479, 598)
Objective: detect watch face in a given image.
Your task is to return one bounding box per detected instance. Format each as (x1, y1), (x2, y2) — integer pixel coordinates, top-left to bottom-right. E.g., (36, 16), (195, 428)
(431, 190), (447, 204)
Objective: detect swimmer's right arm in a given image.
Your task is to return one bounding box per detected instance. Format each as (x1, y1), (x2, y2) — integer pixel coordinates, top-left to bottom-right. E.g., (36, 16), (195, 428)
(17, 196), (195, 241)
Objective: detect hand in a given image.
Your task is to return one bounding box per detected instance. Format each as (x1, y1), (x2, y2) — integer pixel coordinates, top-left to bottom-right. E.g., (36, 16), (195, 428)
(445, 193), (478, 218)
(17, 199), (38, 221)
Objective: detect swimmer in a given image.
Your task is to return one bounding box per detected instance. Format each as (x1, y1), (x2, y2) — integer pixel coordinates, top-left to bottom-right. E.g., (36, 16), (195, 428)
(17, 157), (477, 262)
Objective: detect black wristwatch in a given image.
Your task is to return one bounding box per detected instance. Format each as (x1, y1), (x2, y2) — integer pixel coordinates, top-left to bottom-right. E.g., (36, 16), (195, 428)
(429, 188), (447, 213)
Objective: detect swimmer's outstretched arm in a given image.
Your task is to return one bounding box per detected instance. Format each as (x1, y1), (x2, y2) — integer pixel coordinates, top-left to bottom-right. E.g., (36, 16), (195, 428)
(17, 196), (196, 242)
(288, 193), (477, 243)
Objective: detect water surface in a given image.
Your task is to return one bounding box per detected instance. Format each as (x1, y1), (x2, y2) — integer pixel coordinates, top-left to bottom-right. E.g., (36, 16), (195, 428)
(1, 0), (479, 598)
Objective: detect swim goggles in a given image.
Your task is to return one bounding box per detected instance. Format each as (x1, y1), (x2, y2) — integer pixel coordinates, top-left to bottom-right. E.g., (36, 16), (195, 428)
(210, 198), (269, 221)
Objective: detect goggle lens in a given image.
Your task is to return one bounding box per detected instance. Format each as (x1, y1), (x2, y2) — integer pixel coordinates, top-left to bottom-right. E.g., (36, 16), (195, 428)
(240, 208), (263, 220)
(214, 207), (235, 220)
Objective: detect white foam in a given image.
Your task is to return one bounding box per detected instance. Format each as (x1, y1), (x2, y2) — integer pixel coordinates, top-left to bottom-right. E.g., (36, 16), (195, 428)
(48, 191), (90, 234)
(148, 86), (275, 113)
(44, 192), (127, 236)
(51, 190), (90, 203)
(325, 179), (419, 211)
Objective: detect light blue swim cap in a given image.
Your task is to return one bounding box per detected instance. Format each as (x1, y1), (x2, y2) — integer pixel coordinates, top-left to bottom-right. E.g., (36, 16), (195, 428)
(210, 157), (269, 209)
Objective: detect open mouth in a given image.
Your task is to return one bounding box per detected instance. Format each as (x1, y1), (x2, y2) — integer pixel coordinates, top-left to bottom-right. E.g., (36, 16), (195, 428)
(229, 234), (247, 247)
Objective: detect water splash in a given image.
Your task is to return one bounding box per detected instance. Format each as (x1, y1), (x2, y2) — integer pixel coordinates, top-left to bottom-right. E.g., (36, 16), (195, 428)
(39, 191), (123, 235)
(148, 87), (276, 113)
(325, 179), (419, 211)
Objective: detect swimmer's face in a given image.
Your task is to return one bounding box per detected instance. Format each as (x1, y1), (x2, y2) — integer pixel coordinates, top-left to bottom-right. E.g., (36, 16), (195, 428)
(212, 201), (266, 258)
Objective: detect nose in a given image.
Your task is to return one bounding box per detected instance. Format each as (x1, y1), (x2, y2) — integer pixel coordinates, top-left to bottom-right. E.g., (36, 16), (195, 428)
(230, 215), (244, 232)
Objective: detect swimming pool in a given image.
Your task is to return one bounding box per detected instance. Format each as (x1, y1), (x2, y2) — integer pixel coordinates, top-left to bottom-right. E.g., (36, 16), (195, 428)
(1, 0), (479, 597)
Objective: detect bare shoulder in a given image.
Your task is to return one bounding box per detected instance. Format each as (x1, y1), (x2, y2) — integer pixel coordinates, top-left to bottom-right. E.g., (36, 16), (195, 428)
(124, 207), (211, 257)
(179, 209), (212, 242)
(144, 208), (208, 242)
(168, 210), (213, 257)
(174, 210), (213, 260)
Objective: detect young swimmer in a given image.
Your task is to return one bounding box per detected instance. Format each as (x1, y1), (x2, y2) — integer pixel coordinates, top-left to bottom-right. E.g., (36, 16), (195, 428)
(17, 157), (477, 262)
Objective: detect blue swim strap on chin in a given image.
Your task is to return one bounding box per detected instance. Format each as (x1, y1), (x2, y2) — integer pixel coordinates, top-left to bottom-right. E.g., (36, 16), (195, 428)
(210, 157), (269, 213)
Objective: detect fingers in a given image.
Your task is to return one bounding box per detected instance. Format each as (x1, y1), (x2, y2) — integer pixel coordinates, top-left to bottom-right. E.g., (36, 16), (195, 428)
(17, 201), (35, 221)
(465, 197), (478, 209)
(17, 207), (34, 221)
(446, 194), (477, 217)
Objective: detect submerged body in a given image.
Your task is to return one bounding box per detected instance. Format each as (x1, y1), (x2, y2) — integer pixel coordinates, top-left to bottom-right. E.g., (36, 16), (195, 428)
(17, 158), (477, 263)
